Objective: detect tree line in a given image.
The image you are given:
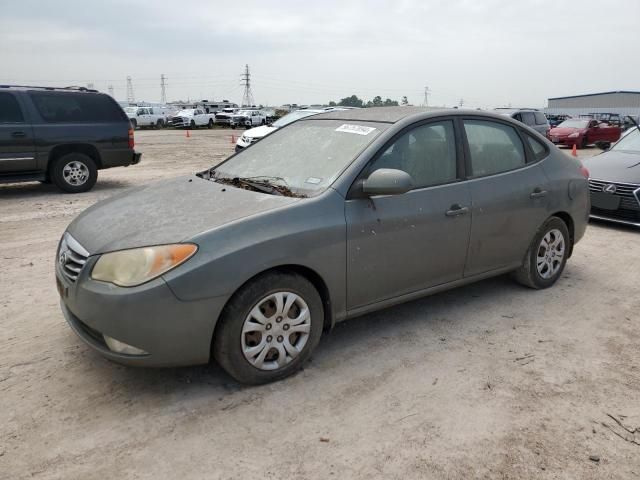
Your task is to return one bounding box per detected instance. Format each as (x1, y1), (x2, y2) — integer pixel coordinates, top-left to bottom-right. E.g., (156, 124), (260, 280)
(328, 95), (410, 108)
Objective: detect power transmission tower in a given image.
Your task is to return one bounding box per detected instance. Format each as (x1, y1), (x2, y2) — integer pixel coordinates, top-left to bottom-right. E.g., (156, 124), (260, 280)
(160, 74), (167, 103)
(107, 85), (114, 97)
(459, 98), (464, 108)
(126, 76), (135, 103)
(423, 86), (431, 107)
(86, 82), (94, 90)
(240, 64), (255, 107)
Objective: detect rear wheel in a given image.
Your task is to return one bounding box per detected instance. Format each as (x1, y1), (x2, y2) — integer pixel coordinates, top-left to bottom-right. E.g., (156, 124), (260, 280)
(50, 152), (98, 193)
(157, 120), (164, 129)
(207, 119), (214, 129)
(213, 272), (323, 384)
(513, 217), (570, 289)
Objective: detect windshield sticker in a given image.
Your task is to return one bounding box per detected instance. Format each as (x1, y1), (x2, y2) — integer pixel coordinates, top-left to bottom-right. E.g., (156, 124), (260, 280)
(305, 177), (322, 185)
(335, 124), (376, 136)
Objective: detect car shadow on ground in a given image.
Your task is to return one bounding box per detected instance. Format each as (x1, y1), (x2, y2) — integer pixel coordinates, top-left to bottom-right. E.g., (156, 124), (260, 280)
(0, 179), (135, 200)
(76, 273), (533, 403)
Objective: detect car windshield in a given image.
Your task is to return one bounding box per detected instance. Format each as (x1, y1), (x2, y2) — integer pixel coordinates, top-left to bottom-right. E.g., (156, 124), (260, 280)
(272, 110), (322, 128)
(124, 107), (136, 114)
(611, 127), (640, 153)
(212, 119), (385, 196)
(557, 119), (589, 128)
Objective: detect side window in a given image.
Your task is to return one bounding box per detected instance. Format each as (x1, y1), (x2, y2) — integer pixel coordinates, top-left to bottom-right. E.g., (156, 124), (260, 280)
(464, 120), (526, 177)
(534, 112), (547, 125)
(368, 121), (457, 189)
(520, 112), (536, 125)
(525, 134), (548, 161)
(29, 93), (125, 123)
(0, 93), (25, 123)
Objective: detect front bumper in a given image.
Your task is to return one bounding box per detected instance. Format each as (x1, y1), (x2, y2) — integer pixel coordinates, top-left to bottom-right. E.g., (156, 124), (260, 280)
(550, 136), (578, 147)
(57, 259), (228, 367)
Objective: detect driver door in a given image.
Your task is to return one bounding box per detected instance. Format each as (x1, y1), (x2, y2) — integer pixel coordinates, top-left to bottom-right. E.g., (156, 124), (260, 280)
(345, 120), (471, 310)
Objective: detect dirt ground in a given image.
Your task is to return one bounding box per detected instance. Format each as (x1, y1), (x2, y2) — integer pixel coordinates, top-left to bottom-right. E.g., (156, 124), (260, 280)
(1, 130), (639, 479)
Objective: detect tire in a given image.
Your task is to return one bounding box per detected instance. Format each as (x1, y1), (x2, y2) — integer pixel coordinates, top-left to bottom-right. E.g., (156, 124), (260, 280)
(231, 124), (237, 130)
(513, 216), (570, 289)
(189, 120), (196, 130)
(207, 119), (214, 129)
(580, 136), (588, 149)
(50, 152), (98, 193)
(157, 120), (164, 129)
(213, 271), (324, 385)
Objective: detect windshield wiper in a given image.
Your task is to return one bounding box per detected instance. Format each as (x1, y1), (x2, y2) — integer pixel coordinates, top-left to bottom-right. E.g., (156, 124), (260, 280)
(211, 173), (305, 198)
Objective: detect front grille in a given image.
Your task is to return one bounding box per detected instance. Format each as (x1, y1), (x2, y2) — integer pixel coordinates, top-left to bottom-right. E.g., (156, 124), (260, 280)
(589, 179), (640, 211)
(58, 233), (90, 283)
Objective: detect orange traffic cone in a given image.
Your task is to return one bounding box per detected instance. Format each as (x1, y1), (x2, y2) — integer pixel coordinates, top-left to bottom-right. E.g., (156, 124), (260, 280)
(571, 144), (577, 157)
(186, 129), (191, 138)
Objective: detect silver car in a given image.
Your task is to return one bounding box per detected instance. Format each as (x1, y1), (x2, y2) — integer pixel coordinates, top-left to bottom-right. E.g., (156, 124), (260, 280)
(56, 107), (589, 384)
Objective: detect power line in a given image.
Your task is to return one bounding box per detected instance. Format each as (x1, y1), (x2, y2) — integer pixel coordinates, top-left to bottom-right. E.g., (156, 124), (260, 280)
(126, 76), (135, 103)
(240, 64), (255, 107)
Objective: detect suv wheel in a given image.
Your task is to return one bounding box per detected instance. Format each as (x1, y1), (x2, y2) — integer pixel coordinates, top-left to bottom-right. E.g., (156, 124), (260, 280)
(50, 153), (98, 193)
(207, 119), (214, 129)
(157, 120), (164, 129)
(513, 216), (570, 289)
(189, 120), (196, 130)
(213, 271), (323, 385)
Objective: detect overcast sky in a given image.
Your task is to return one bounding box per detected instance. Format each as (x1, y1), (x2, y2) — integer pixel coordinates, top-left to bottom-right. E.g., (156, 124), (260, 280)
(2, 0), (639, 107)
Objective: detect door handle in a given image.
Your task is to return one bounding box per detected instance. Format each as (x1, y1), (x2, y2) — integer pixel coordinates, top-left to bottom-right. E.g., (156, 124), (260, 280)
(11, 131), (26, 138)
(530, 188), (548, 199)
(445, 204), (469, 217)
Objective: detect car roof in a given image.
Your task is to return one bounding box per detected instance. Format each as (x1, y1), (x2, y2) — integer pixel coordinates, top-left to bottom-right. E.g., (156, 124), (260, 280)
(0, 85), (99, 93)
(307, 106), (458, 124)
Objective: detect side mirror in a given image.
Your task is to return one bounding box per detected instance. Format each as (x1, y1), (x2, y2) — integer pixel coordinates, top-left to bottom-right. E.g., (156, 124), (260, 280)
(362, 168), (413, 196)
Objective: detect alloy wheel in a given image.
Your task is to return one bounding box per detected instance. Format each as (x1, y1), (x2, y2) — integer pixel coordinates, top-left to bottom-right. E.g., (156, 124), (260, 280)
(62, 161), (89, 186)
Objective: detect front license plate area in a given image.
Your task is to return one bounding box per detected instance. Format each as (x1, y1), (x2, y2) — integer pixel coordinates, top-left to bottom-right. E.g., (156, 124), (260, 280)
(591, 192), (621, 210)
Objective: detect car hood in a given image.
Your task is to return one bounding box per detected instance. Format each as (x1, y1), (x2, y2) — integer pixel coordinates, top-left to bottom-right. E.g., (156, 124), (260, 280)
(550, 127), (582, 136)
(67, 176), (300, 254)
(245, 125), (276, 139)
(583, 150), (640, 184)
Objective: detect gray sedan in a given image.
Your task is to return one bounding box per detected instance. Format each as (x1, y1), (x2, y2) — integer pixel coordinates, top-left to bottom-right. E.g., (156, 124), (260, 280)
(56, 107), (590, 384)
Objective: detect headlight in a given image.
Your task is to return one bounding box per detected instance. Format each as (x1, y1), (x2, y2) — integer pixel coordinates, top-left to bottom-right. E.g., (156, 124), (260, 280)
(568, 132), (580, 138)
(91, 244), (197, 287)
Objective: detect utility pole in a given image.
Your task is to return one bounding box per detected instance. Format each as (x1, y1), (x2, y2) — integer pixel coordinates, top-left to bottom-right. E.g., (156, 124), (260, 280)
(107, 85), (114, 97)
(423, 86), (431, 107)
(126, 76), (135, 103)
(160, 74), (167, 104)
(240, 64), (255, 107)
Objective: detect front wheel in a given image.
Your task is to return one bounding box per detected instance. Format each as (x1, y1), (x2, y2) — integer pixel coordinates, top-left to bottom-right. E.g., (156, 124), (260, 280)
(50, 153), (98, 193)
(189, 120), (196, 130)
(213, 272), (323, 384)
(513, 217), (570, 289)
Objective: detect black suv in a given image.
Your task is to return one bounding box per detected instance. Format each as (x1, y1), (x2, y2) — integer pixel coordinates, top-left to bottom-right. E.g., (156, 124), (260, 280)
(0, 85), (141, 193)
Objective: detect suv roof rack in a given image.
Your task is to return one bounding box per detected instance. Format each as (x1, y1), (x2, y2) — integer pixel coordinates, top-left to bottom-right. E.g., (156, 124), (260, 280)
(0, 85), (99, 93)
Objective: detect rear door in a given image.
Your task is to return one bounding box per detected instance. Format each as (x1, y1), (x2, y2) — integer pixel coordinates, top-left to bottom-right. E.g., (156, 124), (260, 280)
(0, 92), (37, 172)
(462, 118), (550, 276)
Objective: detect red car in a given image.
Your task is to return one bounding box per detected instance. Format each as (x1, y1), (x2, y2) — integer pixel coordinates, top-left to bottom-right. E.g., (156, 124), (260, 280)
(549, 118), (621, 148)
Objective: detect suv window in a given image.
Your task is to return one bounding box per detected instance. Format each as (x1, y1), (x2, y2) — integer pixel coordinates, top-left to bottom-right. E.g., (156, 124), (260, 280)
(464, 120), (525, 176)
(534, 112), (547, 125)
(520, 112), (535, 125)
(525, 135), (548, 161)
(367, 121), (458, 188)
(29, 92), (126, 123)
(0, 93), (24, 123)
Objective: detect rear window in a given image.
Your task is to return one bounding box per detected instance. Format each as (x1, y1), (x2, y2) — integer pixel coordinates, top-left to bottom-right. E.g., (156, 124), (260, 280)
(0, 93), (24, 123)
(29, 92), (127, 123)
(534, 112), (547, 125)
(520, 112), (536, 126)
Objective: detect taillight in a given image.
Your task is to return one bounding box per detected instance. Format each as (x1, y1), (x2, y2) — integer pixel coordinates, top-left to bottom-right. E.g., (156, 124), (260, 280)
(579, 165), (589, 178)
(128, 128), (135, 149)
